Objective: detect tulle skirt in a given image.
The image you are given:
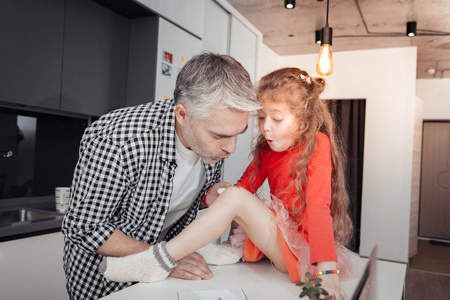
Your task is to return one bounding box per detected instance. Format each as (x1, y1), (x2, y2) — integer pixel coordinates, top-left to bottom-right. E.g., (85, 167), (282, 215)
(229, 194), (360, 282)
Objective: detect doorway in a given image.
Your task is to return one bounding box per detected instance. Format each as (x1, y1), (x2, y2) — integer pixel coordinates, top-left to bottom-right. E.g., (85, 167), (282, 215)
(409, 121), (450, 276)
(419, 121), (450, 241)
(326, 99), (366, 253)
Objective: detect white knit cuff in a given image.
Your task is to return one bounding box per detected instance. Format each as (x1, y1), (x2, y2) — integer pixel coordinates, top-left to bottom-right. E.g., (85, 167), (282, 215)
(101, 242), (178, 283)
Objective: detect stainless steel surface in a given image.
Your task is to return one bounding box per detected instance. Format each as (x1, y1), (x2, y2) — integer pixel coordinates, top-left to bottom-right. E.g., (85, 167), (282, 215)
(0, 205), (64, 239)
(0, 208), (63, 228)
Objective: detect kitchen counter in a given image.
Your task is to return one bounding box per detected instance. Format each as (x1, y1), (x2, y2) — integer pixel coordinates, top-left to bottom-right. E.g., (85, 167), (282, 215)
(99, 257), (407, 299)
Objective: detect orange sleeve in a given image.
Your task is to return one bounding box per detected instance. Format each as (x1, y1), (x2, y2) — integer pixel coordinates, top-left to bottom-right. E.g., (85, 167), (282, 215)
(305, 133), (337, 264)
(235, 155), (267, 193)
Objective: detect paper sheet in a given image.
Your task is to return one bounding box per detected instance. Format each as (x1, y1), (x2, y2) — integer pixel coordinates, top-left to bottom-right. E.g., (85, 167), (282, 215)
(177, 288), (247, 300)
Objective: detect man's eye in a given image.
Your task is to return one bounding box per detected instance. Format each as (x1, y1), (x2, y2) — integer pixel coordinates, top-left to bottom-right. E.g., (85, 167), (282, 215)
(258, 116), (265, 120)
(273, 119), (282, 123)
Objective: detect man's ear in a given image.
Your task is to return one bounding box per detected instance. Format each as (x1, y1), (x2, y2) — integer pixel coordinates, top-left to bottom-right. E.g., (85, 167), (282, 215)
(175, 104), (189, 126)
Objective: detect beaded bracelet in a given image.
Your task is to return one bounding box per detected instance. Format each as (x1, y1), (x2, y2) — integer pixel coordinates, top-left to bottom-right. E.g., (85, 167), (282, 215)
(310, 269), (340, 279)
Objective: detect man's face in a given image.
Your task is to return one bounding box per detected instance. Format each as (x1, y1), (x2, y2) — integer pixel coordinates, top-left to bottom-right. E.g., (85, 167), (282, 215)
(175, 104), (249, 164)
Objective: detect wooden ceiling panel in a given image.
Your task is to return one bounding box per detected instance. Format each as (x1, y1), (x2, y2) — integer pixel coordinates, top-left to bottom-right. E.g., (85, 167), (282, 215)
(227, 0), (450, 78)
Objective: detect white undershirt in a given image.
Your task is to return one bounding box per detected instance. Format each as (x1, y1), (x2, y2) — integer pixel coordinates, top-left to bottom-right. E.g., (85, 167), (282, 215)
(157, 132), (206, 241)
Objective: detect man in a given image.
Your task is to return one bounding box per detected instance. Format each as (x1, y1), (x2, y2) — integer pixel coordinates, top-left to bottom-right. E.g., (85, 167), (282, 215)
(62, 52), (259, 300)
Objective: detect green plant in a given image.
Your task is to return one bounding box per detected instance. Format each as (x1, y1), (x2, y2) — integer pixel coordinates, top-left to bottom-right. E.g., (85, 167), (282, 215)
(296, 272), (330, 299)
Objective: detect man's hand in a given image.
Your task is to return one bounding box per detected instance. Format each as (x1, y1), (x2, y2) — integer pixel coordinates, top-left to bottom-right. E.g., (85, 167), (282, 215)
(168, 252), (213, 280)
(205, 182), (232, 207)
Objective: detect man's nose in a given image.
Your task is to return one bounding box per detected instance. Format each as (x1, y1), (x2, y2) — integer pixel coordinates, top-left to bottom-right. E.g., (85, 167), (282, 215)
(222, 136), (237, 154)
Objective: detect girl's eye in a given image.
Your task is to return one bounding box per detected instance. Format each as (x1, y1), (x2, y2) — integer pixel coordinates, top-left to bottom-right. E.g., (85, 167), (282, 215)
(273, 119), (282, 123)
(258, 116), (265, 120)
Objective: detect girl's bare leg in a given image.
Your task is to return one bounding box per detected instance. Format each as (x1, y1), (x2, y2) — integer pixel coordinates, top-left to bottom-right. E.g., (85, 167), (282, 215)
(165, 186), (288, 273)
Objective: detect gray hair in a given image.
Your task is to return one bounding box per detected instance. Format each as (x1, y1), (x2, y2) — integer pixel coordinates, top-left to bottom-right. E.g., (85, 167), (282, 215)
(174, 52), (260, 121)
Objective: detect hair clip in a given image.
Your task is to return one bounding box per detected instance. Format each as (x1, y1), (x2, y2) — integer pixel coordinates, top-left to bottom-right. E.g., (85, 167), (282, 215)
(300, 74), (312, 85)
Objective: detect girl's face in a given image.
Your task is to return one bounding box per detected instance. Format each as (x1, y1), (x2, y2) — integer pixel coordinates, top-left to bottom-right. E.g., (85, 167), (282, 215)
(258, 99), (299, 152)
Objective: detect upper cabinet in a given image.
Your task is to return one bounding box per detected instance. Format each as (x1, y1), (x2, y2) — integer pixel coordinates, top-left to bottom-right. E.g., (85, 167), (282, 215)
(203, 0), (229, 54)
(136, 0), (205, 38)
(0, 0), (259, 117)
(0, 0), (65, 110)
(61, 0), (130, 116)
(154, 18), (202, 101)
(0, 0), (159, 116)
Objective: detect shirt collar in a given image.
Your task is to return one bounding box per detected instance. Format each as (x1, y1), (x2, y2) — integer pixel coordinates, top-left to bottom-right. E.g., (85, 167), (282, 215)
(159, 99), (177, 163)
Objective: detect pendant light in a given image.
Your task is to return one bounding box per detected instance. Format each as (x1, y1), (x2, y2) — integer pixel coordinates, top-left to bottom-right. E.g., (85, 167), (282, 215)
(316, 0), (334, 76)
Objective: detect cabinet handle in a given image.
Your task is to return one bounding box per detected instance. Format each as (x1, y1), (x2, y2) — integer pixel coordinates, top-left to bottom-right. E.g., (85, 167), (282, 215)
(0, 150), (13, 158)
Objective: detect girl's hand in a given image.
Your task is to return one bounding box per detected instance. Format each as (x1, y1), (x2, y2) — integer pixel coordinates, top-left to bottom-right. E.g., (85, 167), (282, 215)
(319, 274), (348, 300)
(316, 261), (347, 300)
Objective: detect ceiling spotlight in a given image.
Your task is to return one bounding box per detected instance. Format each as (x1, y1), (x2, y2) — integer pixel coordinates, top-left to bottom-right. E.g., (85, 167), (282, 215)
(315, 30), (322, 45)
(285, 0), (295, 9)
(407, 21), (417, 37)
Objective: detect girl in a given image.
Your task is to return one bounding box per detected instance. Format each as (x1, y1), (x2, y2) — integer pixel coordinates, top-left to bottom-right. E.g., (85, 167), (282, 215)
(102, 68), (357, 299)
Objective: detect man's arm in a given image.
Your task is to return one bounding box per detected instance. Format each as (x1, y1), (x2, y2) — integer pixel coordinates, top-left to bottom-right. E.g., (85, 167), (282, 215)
(96, 228), (150, 257)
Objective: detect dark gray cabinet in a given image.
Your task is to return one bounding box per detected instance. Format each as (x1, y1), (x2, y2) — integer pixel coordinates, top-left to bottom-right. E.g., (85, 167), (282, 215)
(61, 0), (129, 116)
(0, 0), (158, 117)
(126, 17), (159, 107)
(0, 0), (65, 110)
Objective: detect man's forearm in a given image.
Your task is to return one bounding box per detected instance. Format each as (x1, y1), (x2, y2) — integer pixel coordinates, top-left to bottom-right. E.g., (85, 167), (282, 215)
(96, 228), (150, 257)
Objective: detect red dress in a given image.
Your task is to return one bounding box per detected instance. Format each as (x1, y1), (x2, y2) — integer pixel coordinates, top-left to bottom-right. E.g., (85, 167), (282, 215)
(235, 132), (356, 282)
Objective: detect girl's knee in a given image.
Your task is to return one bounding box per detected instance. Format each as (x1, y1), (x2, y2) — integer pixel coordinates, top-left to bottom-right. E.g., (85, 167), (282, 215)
(219, 186), (252, 202)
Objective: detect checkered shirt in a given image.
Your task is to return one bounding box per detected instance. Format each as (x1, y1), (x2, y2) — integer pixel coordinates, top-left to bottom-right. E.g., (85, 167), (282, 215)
(62, 99), (223, 300)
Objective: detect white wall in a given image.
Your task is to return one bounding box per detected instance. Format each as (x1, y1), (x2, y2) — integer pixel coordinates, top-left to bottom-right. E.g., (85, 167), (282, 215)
(416, 78), (450, 120)
(273, 47), (418, 263)
(257, 44), (281, 81)
(0, 233), (66, 300)
(409, 96), (423, 258)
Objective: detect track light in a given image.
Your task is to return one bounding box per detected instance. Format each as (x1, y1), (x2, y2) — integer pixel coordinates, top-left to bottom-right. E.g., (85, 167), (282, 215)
(407, 21), (417, 37)
(316, 0), (334, 76)
(285, 0), (295, 9)
(315, 30), (322, 45)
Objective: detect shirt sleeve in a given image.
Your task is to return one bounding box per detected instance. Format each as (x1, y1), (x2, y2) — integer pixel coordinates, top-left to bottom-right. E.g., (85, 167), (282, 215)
(235, 155), (267, 193)
(62, 136), (128, 253)
(305, 133), (337, 264)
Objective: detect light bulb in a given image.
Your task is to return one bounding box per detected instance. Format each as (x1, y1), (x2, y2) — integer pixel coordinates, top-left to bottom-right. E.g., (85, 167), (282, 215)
(316, 44), (334, 76)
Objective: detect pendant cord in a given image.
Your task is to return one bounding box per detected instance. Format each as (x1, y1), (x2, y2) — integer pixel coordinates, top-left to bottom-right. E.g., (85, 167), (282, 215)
(325, 0), (329, 27)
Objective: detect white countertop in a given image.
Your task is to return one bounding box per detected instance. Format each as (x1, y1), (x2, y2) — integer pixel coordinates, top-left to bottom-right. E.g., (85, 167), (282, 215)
(100, 257), (407, 299)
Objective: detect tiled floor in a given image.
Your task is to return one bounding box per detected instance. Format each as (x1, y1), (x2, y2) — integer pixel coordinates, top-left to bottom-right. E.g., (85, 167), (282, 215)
(405, 239), (450, 299)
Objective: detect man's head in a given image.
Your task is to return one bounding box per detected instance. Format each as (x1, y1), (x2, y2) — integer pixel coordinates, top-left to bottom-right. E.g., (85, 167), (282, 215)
(174, 52), (260, 164)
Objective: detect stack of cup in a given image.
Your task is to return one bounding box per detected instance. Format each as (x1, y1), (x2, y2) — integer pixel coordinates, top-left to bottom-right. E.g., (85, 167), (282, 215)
(55, 187), (71, 213)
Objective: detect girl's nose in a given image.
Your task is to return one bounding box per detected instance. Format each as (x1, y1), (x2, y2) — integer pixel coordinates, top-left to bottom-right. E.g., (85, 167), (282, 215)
(263, 120), (271, 132)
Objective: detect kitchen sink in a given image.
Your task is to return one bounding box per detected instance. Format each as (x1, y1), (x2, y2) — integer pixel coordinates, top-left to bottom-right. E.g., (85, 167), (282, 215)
(0, 208), (64, 228)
